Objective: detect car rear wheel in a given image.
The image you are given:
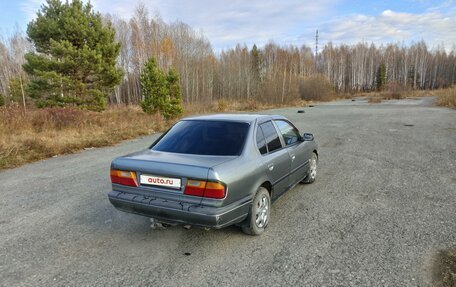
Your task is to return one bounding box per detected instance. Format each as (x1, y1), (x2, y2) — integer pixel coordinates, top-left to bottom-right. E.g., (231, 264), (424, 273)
(241, 187), (271, 235)
(301, 152), (318, 184)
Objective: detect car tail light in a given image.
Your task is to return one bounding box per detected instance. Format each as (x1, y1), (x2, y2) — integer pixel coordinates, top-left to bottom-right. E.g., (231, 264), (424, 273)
(110, 169), (138, 187)
(184, 180), (206, 196)
(184, 180), (226, 199)
(204, 182), (226, 199)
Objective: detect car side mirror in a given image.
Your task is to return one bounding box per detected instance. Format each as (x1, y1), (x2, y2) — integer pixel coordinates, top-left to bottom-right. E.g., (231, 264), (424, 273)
(302, 133), (314, 141)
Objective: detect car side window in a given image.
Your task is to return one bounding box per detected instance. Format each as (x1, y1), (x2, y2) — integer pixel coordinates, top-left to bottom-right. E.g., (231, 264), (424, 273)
(256, 126), (268, 155)
(274, 120), (300, 146)
(259, 121), (282, 153)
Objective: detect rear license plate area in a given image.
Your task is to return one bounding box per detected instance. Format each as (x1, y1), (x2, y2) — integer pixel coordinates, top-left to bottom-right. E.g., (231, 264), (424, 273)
(139, 174), (181, 189)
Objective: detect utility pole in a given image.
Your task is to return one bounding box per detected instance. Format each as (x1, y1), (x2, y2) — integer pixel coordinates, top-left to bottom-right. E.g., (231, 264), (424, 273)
(315, 29), (318, 72)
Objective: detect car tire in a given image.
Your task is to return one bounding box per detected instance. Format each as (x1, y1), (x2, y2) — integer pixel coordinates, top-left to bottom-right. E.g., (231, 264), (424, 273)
(301, 152), (318, 184)
(241, 187), (271, 235)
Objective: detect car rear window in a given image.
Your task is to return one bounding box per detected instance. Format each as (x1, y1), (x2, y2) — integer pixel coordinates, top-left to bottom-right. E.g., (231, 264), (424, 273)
(152, 120), (250, 156)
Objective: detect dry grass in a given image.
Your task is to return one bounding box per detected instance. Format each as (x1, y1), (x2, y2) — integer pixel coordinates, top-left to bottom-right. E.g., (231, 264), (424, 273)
(0, 100), (290, 170)
(432, 248), (456, 287)
(3, 86), (450, 170)
(368, 97), (383, 103)
(185, 99), (291, 115)
(364, 83), (409, 103)
(433, 87), (456, 109)
(0, 106), (168, 169)
(364, 87), (455, 107)
(299, 74), (336, 101)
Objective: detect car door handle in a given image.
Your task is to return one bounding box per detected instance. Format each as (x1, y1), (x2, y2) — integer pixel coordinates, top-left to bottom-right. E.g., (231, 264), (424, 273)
(291, 155), (296, 161)
(268, 163), (274, 171)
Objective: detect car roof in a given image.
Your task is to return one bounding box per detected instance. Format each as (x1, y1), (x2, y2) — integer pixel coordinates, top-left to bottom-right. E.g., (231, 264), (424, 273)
(181, 113), (286, 123)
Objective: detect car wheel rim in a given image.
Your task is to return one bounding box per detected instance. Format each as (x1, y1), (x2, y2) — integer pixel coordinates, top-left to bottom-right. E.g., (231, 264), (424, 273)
(310, 156), (317, 179)
(255, 195), (269, 228)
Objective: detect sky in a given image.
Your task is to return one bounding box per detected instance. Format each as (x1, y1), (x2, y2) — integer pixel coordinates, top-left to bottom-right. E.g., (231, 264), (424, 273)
(1, 0), (455, 52)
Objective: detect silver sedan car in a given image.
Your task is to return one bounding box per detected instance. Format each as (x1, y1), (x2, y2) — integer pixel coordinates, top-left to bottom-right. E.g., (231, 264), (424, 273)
(108, 114), (318, 235)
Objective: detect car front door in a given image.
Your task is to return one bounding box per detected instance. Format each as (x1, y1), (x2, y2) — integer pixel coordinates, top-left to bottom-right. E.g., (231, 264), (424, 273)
(257, 121), (291, 200)
(274, 120), (309, 185)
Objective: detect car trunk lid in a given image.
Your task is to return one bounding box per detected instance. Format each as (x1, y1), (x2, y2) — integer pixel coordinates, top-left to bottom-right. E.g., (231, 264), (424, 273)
(111, 149), (235, 204)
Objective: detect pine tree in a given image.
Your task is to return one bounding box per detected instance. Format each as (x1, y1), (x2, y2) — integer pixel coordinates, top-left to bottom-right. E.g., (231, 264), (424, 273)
(140, 58), (182, 119)
(251, 44), (261, 81)
(140, 58), (168, 114)
(9, 77), (29, 103)
(250, 44), (261, 96)
(23, 0), (122, 111)
(376, 63), (387, 91)
(165, 69), (183, 119)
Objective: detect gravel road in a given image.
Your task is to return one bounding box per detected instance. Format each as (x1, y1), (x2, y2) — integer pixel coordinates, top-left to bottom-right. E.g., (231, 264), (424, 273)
(1, 97), (455, 286)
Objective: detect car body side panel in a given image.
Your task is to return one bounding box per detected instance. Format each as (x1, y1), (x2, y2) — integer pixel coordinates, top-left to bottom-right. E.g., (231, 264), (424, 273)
(259, 149), (292, 200)
(287, 142), (309, 184)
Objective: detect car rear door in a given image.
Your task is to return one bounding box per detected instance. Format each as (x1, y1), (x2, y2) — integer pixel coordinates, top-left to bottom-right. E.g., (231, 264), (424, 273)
(257, 121), (291, 200)
(273, 120), (309, 185)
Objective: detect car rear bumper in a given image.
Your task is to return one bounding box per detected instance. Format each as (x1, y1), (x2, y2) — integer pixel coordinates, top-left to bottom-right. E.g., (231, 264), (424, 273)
(108, 190), (251, 229)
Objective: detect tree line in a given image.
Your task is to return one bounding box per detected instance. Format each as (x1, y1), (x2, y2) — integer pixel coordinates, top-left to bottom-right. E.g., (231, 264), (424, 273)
(0, 1), (455, 110)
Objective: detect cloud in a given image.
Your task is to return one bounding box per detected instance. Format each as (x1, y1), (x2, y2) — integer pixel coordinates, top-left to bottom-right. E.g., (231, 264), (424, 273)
(20, 0), (45, 22)
(90, 0), (341, 51)
(314, 8), (456, 51)
(186, 0), (339, 50)
(19, 0), (456, 52)
(426, 0), (456, 11)
(95, 0), (456, 51)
